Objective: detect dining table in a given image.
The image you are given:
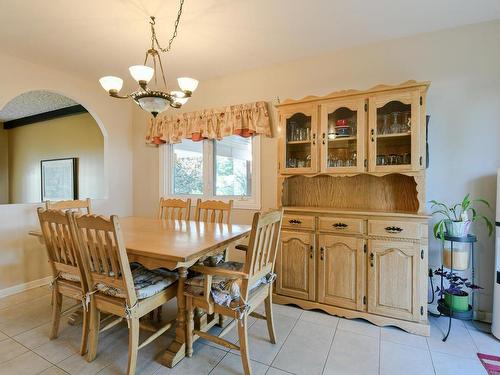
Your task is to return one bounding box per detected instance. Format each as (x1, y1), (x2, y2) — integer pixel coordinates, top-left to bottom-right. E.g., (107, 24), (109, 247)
(29, 216), (251, 368)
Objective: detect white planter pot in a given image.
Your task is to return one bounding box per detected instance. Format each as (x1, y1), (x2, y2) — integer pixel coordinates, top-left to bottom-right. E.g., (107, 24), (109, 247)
(443, 246), (469, 270)
(444, 220), (471, 237)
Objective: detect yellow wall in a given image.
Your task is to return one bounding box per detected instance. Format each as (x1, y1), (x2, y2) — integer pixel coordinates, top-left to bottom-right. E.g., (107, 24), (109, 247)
(0, 125), (8, 204)
(7, 112), (104, 204)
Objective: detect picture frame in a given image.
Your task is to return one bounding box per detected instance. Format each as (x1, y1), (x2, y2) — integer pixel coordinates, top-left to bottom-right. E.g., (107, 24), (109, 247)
(40, 158), (78, 201)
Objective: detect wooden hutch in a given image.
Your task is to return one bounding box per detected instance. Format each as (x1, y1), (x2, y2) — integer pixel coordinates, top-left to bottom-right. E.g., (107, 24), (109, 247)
(274, 81), (430, 336)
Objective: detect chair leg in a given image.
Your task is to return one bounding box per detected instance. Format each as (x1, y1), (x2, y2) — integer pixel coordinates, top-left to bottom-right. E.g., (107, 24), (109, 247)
(127, 318), (140, 375)
(86, 303), (100, 362)
(186, 297), (194, 357)
(49, 288), (62, 339)
(237, 315), (252, 375)
(79, 307), (90, 355)
(264, 294), (277, 344)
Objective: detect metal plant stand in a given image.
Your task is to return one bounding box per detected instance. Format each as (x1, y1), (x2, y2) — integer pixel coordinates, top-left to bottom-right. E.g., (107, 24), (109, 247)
(435, 234), (477, 342)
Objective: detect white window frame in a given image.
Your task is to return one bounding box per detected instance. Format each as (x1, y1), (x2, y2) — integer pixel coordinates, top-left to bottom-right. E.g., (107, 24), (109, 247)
(159, 136), (261, 210)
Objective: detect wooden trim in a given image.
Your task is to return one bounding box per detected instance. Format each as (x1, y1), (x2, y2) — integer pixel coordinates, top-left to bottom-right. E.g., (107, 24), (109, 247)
(3, 105), (88, 129)
(273, 293), (430, 336)
(0, 276), (52, 299)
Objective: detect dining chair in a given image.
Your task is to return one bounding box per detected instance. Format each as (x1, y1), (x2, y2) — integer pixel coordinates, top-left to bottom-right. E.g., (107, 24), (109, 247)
(70, 213), (178, 375)
(158, 197), (191, 220)
(46, 198), (92, 214)
(37, 208), (89, 355)
(194, 199), (233, 224)
(185, 209), (283, 375)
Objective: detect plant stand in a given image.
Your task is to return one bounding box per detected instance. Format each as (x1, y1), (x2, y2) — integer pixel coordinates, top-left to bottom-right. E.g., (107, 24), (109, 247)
(434, 234), (477, 342)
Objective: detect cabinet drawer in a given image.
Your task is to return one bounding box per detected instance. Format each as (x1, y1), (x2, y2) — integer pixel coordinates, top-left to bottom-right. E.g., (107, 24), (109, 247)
(368, 220), (420, 239)
(318, 217), (364, 235)
(282, 214), (315, 230)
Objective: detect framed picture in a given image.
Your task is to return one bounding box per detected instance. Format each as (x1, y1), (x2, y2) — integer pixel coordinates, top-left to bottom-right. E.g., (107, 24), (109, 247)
(41, 158), (78, 201)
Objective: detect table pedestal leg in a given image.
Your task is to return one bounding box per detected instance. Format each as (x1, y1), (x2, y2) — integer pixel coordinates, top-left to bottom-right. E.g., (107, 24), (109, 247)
(160, 267), (188, 368)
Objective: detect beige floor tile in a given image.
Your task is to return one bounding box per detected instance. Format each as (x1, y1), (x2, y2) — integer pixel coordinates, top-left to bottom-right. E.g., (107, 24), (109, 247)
(337, 318), (381, 338)
(0, 338), (29, 364)
(272, 320), (334, 375)
(230, 313), (298, 365)
(467, 327), (500, 355)
(270, 304), (302, 319)
(0, 330), (8, 342)
(265, 368), (292, 375)
(0, 351), (52, 375)
(39, 366), (70, 375)
(427, 321), (478, 359)
(211, 352), (268, 375)
(299, 309), (339, 328)
(0, 286), (51, 310)
(381, 326), (428, 349)
(431, 352), (487, 375)
(323, 330), (379, 375)
(154, 342), (226, 374)
(33, 337), (80, 364)
(380, 340), (434, 375)
(197, 316), (257, 351)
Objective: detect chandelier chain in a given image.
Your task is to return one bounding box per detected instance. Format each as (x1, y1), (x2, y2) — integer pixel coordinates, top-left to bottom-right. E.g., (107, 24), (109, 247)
(149, 0), (185, 53)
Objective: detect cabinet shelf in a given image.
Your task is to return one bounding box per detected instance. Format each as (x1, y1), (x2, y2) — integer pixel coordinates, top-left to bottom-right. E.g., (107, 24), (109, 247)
(328, 136), (357, 142)
(287, 140), (311, 145)
(376, 132), (411, 139)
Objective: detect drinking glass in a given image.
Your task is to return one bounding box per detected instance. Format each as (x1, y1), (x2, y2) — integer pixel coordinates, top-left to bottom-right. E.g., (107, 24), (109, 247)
(391, 112), (400, 134)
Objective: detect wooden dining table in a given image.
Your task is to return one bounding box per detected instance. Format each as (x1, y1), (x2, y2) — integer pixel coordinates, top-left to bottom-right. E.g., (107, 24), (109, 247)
(30, 216), (251, 368)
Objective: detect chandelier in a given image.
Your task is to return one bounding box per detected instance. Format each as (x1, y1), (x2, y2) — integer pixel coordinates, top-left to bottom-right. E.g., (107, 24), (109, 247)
(99, 1), (198, 117)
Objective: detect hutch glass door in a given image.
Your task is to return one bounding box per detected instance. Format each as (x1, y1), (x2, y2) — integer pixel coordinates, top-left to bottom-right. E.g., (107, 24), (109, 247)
(368, 90), (421, 172)
(320, 99), (366, 173)
(281, 107), (318, 174)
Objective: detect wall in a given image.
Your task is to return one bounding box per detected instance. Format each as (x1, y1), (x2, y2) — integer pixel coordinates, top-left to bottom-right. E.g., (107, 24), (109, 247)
(7, 112), (104, 204)
(0, 125), (8, 204)
(133, 20), (500, 315)
(0, 54), (133, 291)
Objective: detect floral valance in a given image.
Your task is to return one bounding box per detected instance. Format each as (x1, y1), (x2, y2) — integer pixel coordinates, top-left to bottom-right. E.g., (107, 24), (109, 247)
(146, 101), (272, 144)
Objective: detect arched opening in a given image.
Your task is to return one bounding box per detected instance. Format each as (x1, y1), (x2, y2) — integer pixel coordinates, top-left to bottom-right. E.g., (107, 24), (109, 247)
(0, 90), (105, 204)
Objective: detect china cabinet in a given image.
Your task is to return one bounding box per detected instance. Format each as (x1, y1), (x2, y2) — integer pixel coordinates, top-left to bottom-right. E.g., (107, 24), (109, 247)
(274, 81), (431, 336)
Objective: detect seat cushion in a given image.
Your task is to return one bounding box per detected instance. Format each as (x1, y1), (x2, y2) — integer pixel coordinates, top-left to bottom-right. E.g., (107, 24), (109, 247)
(59, 272), (81, 283)
(185, 261), (274, 307)
(96, 263), (178, 300)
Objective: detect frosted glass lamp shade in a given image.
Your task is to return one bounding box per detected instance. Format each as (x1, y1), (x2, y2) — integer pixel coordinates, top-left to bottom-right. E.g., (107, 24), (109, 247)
(177, 77), (199, 93)
(129, 65), (154, 83)
(170, 91), (189, 105)
(99, 76), (123, 92)
(136, 96), (168, 117)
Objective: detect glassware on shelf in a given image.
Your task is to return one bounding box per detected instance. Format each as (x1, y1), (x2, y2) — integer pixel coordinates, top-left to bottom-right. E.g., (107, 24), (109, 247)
(402, 152), (411, 164)
(402, 111), (411, 133)
(382, 114), (391, 134)
(391, 112), (401, 134)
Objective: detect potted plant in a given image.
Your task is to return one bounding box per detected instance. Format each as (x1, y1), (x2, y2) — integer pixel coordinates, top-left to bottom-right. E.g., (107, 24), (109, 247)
(430, 193), (493, 239)
(434, 268), (482, 312)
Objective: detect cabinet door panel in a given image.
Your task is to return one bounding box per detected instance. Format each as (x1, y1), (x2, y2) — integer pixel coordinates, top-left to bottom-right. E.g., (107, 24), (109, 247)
(368, 90), (421, 173)
(279, 105), (319, 175)
(367, 240), (420, 321)
(318, 235), (365, 311)
(276, 231), (315, 301)
(319, 98), (366, 173)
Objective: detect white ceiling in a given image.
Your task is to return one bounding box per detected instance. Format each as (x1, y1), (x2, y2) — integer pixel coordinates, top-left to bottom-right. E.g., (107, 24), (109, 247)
(0, 91), (77, 122)
(1, 0), (499, 87)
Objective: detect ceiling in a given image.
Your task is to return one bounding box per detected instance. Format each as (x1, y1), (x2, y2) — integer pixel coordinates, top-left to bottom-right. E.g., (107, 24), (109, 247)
(0, 0), (499, 88)
(0, 91), (78, 122)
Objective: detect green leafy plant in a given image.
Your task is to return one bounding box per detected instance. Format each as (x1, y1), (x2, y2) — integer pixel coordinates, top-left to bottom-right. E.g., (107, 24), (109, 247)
(430, 193), (493, 240)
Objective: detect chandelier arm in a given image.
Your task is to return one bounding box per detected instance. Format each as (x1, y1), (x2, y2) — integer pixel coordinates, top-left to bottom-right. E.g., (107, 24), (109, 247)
(156, 53), (168, 90)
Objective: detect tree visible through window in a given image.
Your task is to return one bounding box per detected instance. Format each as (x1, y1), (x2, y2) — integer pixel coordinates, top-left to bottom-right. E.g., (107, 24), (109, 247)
(172, 140), (203, 195)
(215, 136), (251, 196)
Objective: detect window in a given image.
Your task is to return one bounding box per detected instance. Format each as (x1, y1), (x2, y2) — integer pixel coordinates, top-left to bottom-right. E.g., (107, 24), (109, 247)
(161, 136), (260, 209)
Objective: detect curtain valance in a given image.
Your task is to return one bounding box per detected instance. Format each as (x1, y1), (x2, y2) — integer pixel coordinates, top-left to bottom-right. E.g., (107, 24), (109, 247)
(146, 101), (272, 144)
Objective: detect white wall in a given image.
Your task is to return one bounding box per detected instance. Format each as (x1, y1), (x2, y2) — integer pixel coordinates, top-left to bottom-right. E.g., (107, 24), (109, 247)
(0, 54), (133, 290)
(133, 20), (500, 315)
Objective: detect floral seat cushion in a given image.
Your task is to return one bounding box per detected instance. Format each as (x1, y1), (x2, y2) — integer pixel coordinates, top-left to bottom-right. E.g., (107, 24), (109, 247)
(185, 261), (275, 307)
(59, 272), (81, 283)
(96, 263), (178, 300)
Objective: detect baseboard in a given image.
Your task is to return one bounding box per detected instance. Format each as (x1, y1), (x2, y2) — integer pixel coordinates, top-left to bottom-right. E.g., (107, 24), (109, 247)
(0, 276), (52, 299)
(474, 311), (493, 323)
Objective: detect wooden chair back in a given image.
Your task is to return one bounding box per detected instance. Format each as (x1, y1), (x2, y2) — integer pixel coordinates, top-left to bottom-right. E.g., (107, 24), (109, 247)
(194, 199), (233, 224)
(46, 198), (92, 214)
(37, 208), (85, 285)
(70, 214), (137, 306)
(158, 197), (191, 220)
(242, 210), (283, 298)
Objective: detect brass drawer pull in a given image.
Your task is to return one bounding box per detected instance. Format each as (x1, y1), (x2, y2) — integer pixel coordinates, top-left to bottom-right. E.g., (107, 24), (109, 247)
(332, 222), (348, 229)
(385, 226), (403, 234)
(288, 219), (302, 225)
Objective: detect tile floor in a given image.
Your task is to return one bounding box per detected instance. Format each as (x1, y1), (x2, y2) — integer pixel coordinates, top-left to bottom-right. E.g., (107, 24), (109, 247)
(0, 286), (497, 374)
